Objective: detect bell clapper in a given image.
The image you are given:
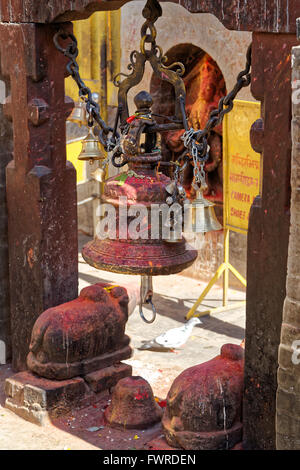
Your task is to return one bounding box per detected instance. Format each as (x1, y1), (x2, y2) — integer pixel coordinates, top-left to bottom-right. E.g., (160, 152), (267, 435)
(139, 276), (157, 324)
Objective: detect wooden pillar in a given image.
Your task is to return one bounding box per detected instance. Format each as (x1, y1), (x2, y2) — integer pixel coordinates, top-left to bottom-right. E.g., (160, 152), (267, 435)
(0, 72), (12, 363)
(243, 32), (297, 449)
(276, 44), (300, 450)
(0, 23), (78, 371)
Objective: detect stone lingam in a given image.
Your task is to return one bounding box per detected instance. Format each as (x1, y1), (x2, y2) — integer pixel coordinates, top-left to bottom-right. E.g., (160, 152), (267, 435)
(105, 376), (163, 429)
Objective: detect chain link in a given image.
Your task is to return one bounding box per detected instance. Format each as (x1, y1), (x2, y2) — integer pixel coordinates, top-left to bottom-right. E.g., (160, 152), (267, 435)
(54, 25), (251, 187)
(53, 30), (116, 151)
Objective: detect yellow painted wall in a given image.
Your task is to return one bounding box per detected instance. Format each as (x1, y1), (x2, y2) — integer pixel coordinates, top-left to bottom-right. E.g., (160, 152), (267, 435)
(67, 140), (85, 182)
(65, 11), (120, 112)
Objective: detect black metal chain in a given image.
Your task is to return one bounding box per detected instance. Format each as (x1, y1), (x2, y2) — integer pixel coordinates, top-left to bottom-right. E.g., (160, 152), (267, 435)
(53, 29), (116, 150)
(182, 43), (252, 161)
(54, 25), (251, 174)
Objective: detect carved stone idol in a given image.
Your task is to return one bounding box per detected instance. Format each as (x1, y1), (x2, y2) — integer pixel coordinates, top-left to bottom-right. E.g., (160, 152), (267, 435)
(27, 283), (132, 380)
(162, 344), (244, 450)
(105, 376), (163, 429)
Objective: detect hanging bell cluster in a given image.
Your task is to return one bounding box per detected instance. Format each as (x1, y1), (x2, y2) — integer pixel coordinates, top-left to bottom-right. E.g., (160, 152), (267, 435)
(55, 0), (225, 323)
(69, 93), (107, 166)
(180, 129), (222, 234)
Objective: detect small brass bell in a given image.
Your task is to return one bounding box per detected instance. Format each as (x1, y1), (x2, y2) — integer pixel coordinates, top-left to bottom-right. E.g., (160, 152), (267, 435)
(78, 127), (105, 162)
(69, 100), (88, 127)
(184, 190), (222, 233)
(91, 167), (106, 183)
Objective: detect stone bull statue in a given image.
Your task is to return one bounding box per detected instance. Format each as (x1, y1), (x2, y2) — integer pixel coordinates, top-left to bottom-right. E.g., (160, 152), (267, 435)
(27, 283), (133, 380)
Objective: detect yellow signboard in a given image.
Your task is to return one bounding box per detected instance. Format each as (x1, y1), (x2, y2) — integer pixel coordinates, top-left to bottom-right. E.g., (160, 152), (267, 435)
(223, 99), (261, 233)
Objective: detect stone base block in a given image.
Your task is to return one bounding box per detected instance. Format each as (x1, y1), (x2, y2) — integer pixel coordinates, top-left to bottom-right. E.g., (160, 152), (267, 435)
(147, 435), (178, 450)
(27, 340), (132, 380)
(5, 362), (132, 426)
(5, 371), (86, 425)
(163, 419), (243, 450)
(84, 363), (132, 393)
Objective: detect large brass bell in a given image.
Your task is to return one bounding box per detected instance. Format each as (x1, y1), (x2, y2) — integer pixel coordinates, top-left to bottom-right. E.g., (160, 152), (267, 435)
(184, 189), (222, 233)
(82, 91), (197, 277)
(78, 127), (105, 162)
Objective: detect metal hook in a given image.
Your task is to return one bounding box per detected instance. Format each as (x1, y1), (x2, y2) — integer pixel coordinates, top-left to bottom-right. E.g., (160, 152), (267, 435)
(139, 275), (157, 324)
(139, 298), (157, 324)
